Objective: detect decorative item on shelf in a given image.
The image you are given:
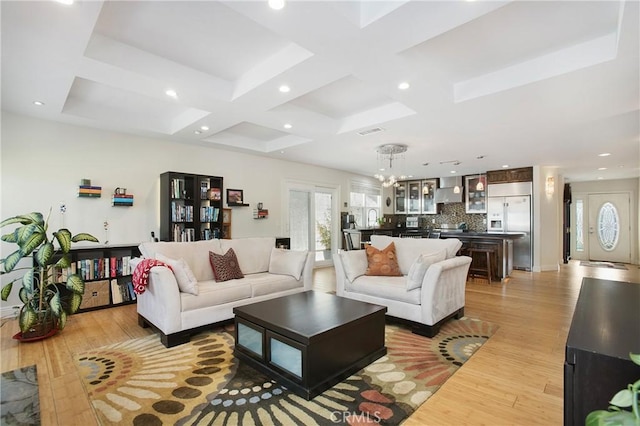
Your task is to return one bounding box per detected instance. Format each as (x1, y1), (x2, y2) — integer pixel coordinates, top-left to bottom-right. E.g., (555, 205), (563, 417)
(374, 144), (408, 188)
(0, 210), (99, 341)
(227, 189), (249, 206)
(112, 187), (133, 206)
(253, 207), (269, 219)
(206, 187), (221, 201)
(78, 178), (102, 198)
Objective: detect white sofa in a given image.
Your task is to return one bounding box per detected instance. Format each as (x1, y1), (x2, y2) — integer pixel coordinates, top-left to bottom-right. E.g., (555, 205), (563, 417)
(136, 237), (313, 347)
(333, 235), (471, 337)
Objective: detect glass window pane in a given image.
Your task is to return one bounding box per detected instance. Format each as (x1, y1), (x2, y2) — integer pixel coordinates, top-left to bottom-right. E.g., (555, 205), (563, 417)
(289, 190), (310, 251)
(576, 200), (583, 252)
(597, 202), (619, 251)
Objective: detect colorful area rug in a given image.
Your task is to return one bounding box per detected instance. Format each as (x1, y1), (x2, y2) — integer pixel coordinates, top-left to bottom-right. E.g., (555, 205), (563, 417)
(0, 365), (40, 425)
(74, 318), (497, 425)
(579, 261), (628, 270)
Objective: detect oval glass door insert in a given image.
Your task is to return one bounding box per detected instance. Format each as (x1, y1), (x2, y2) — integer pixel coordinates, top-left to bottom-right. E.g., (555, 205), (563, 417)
(597, 202), (619, 251)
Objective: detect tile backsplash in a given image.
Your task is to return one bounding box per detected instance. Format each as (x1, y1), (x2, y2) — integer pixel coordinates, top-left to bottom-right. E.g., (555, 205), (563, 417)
(384, 202), (487, 231)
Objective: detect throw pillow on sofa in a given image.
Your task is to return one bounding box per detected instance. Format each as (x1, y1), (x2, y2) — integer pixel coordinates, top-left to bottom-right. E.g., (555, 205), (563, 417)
(365, 242), (402, 277)
(268, 248), (308, 280)
(340, 250), (368, 282)
(406, 249), (447, 291)
(209, 248), (244, 282)
(155, 253), (199, 295)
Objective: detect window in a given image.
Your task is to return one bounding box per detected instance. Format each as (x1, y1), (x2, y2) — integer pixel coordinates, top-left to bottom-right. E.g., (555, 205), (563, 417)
(597, 202), (619, 251)
(350, 181), (381, 228)
(575, 199), (584, 252)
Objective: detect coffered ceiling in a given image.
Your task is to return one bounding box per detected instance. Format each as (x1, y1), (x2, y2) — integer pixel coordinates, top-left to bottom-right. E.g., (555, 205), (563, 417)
(2, 0), (638, 182)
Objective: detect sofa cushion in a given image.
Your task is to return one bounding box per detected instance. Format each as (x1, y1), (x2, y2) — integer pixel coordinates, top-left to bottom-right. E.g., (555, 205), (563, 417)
(155, 253), (199, 295)
(406, 249), (448, 291)
(370, 236), (462, 274)
(268, 248), (308, 280)
(209, 249), (244, 282)
(365, 242), (402, 276)
(221, 237), (275, 274)
(139, 240), (222, 282)
(348, 275), (421, 305)
(243, 272), (303, 297)
(181, 279), (252, 311)
(340, 250), (368, 282)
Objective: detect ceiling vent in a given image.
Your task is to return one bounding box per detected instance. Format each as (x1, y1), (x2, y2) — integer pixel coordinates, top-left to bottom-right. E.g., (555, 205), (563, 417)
(357, 127), (385, 136)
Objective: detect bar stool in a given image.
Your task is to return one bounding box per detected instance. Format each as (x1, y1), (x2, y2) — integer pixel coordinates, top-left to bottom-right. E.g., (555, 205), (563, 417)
(467, 247), (495, 284)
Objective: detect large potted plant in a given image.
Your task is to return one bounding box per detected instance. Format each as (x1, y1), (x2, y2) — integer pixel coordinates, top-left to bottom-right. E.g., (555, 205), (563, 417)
(0, 211), (98, 340)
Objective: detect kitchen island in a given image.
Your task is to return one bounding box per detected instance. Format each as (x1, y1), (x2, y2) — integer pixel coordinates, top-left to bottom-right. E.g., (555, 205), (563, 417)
(440, 231), (524, 280)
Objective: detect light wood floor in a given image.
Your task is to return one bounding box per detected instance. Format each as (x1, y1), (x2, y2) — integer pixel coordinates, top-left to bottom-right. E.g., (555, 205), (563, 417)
(2, 260), (638, 425)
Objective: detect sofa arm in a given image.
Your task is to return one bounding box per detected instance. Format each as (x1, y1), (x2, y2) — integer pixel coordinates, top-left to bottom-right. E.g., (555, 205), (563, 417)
(333, 252), (348, 296)
(420, 256), (472, 324)
(136, 266), (182, 335)
(301, 252), (314, 291)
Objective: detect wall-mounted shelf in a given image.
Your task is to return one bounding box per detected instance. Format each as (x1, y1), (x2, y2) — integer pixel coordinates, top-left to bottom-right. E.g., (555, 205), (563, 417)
(253, 209), (268, 219)
(228, 203), (250, 207)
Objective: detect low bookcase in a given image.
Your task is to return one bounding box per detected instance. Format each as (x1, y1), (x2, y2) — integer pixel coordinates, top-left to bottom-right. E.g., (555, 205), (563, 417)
(36, 244), (141, 312)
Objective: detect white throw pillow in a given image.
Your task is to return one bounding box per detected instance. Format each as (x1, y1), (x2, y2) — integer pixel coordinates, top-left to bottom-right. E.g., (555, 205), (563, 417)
(268, 248), (308, 280)
(406, 250), (447, 291)
(155, 253), (199, 295)
(340, 250), (368, 282)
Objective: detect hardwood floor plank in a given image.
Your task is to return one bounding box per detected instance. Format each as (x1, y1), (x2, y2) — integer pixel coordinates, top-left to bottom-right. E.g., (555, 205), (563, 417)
(1, 260), (638, 425)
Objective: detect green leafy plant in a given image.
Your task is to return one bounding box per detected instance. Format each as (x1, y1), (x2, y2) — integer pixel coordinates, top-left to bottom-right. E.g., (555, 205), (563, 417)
(316, 212), (332, 250)
(0, 211), (98, 336)
(586, 353), (640, 426)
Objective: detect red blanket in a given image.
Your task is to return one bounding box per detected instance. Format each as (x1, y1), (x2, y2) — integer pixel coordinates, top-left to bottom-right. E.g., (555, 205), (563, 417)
(132, 259), (172, 295)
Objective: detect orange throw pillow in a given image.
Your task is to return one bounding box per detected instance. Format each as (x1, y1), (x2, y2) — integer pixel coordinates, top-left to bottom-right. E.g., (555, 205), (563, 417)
(365, 242), (402, 276)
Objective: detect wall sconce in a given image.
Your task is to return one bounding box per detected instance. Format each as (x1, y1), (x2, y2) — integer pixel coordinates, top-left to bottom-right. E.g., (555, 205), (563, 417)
(546, 176), (555, 196)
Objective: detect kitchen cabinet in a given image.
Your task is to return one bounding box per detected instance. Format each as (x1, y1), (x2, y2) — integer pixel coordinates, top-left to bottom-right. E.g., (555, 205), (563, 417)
(465, 175), (487, 213)
(394, 183), (407, 214)
(486, 167), (533, 184)
(421, 179), (438, 214)
(407, 181), (421, 214)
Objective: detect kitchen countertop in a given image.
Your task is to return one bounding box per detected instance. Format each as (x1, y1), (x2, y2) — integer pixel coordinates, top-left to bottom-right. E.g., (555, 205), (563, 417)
(439, 231), (525, 239)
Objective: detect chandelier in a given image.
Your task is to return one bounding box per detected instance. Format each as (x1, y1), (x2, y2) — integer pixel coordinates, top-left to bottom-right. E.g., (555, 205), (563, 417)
(374, 144), (408, 188)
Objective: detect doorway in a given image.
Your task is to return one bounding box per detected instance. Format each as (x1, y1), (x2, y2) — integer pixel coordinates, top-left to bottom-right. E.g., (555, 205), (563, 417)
(286, 182), (339, 268)
(587, 193), (631, 263)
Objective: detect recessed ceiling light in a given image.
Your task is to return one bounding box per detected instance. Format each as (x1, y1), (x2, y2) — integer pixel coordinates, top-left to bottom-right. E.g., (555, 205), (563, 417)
(502, 165), (510, 168)
(283, 123), (292, 129)
(597, 177), (604, 180)
(33, 101), (45, 106)
(268, 0), (285, 10)
(598, 167), (607, 170)
(279, 85), (290, 93)
(194, 130), (201, 135)
(598, 152), (611, 157)
(280, 150), (285, 154)
(398, 82), (410, 90)
(450, 170), (456, 174)
(200, 126), (209, 131)
(165, 89), (178, 98)
(55, 0), (74, 5)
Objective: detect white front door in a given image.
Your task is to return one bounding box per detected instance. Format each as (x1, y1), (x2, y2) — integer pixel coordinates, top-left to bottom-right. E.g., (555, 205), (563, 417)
(588, 193), (631, 263)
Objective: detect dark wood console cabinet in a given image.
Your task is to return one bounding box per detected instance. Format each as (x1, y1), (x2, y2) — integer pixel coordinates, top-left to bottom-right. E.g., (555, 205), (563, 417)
(564, 278), (640, 425)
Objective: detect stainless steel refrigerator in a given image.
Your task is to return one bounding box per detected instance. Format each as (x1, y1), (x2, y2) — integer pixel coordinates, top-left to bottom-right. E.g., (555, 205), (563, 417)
(487, 182), (532, 271)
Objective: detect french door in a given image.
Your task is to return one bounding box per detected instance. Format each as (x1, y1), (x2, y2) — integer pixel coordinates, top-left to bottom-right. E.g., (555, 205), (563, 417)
(285, 181), (338, 268)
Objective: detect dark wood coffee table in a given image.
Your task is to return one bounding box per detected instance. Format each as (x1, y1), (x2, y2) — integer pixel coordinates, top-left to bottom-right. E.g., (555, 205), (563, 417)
(233, 291), (387, 400)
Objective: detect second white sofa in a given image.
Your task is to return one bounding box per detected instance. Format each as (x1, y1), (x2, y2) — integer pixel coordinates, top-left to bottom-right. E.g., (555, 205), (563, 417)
(334, 235), (471, 337)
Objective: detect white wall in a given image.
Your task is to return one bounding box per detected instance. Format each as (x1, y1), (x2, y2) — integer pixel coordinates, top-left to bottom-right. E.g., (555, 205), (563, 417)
(569, 177), (639, 264)
(0, 112), (376, 311)
(532, 166), (562, 272)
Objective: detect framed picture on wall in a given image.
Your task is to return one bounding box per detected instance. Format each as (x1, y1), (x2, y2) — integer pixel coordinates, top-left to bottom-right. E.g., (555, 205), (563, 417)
(227, 189), (246, 205)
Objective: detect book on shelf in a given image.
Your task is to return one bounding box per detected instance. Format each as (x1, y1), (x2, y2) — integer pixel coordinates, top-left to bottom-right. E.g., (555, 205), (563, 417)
(110, 279), (123, 304)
